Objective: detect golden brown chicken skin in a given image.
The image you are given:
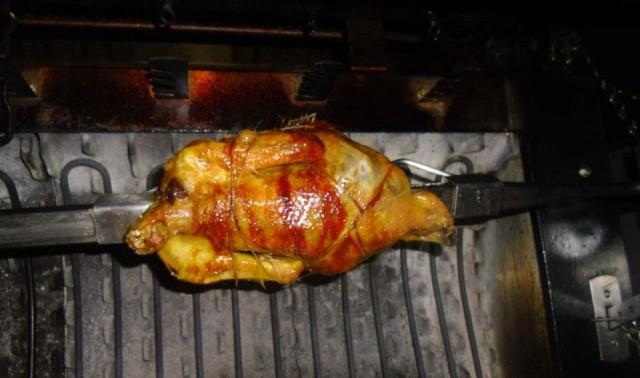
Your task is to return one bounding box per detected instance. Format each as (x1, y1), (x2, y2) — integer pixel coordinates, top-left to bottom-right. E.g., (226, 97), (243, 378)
(125, 123), (453, 285)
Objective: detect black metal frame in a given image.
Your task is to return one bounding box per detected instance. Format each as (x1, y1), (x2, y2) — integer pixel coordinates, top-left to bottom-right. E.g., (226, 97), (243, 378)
(521, 75), (640, 376)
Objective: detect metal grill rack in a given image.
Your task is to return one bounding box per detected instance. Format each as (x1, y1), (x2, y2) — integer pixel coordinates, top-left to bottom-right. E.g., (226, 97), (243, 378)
(0, 131), (535, 377)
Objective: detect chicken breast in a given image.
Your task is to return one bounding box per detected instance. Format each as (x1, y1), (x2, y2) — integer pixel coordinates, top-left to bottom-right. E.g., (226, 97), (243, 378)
(125, 123), (453, 284)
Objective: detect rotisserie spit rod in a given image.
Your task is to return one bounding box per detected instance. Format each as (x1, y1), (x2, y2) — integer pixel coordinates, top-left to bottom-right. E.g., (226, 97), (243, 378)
(0, 193), (153, 249)
(1, 174), (640, 251)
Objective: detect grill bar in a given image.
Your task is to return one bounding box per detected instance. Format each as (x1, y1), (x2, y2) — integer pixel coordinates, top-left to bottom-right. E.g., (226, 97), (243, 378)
(147, 176), (165, 378)
(340, 275), (356, 378)
(269, 293), (283, 378)
(61, 159), (113, 203)
(61, 161), (87, 378)
(307, 285), (322, 378)
(430, 252), (458, 378)
(232, 290), (243, 378)
(153, 277), (164, 378)
(113, 260), (123, 378)
(441, 156), (483, 378)
(457, 229), (484, 378)
(62, 159), (120, 378)
(193, 293), (204, 378)
(368, 263), (389, 378)
(25, 257), (35, 378)
(0, 171), (20, 207)
(401, 248), (426, 378)
(71, 254), (84, 378)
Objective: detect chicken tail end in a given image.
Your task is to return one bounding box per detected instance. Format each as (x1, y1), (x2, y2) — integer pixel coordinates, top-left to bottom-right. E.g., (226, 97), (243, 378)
(125, 219), (168, 255)
(400, 190), (455, 245)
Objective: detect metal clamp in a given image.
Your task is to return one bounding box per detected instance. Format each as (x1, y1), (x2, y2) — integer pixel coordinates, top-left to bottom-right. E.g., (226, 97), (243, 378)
(393, 159), (451, 178)
(393, 158), (503, 223)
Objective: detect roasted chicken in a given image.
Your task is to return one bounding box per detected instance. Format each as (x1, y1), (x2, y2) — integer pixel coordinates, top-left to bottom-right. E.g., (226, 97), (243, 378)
(125, 123), (453, 284)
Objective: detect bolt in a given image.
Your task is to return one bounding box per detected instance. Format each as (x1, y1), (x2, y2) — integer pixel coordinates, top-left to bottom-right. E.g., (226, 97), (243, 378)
(604, 289), (611, 298)
(579, 165), (592, 178)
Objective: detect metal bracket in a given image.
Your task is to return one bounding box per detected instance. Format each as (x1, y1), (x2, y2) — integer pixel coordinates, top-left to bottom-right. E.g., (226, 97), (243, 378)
(589, 275), (630, 362)
(419, 77), (463, 101)
(0, 62), (36, 97)
(147, 57), (189, 99)
(295, 61), (345, 102)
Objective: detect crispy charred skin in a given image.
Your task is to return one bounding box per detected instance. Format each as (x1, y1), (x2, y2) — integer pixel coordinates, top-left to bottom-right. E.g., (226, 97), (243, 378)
(125, 123), (453, 284)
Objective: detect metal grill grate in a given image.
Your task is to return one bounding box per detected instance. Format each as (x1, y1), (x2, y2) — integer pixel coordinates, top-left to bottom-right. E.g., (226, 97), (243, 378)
(0, 131), (525, 377)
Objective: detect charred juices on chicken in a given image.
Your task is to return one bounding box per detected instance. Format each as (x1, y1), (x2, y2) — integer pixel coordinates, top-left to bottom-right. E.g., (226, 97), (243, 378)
(125, 123), (453, 284)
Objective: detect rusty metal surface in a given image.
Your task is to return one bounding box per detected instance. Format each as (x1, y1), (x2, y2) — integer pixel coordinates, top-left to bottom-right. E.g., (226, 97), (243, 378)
(11, 69), (514, 133)
(15, 15), (433, 44)
(489, 158), (553, 378)
(18, 16), (341, 41)
(14, 15), (425, 47)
